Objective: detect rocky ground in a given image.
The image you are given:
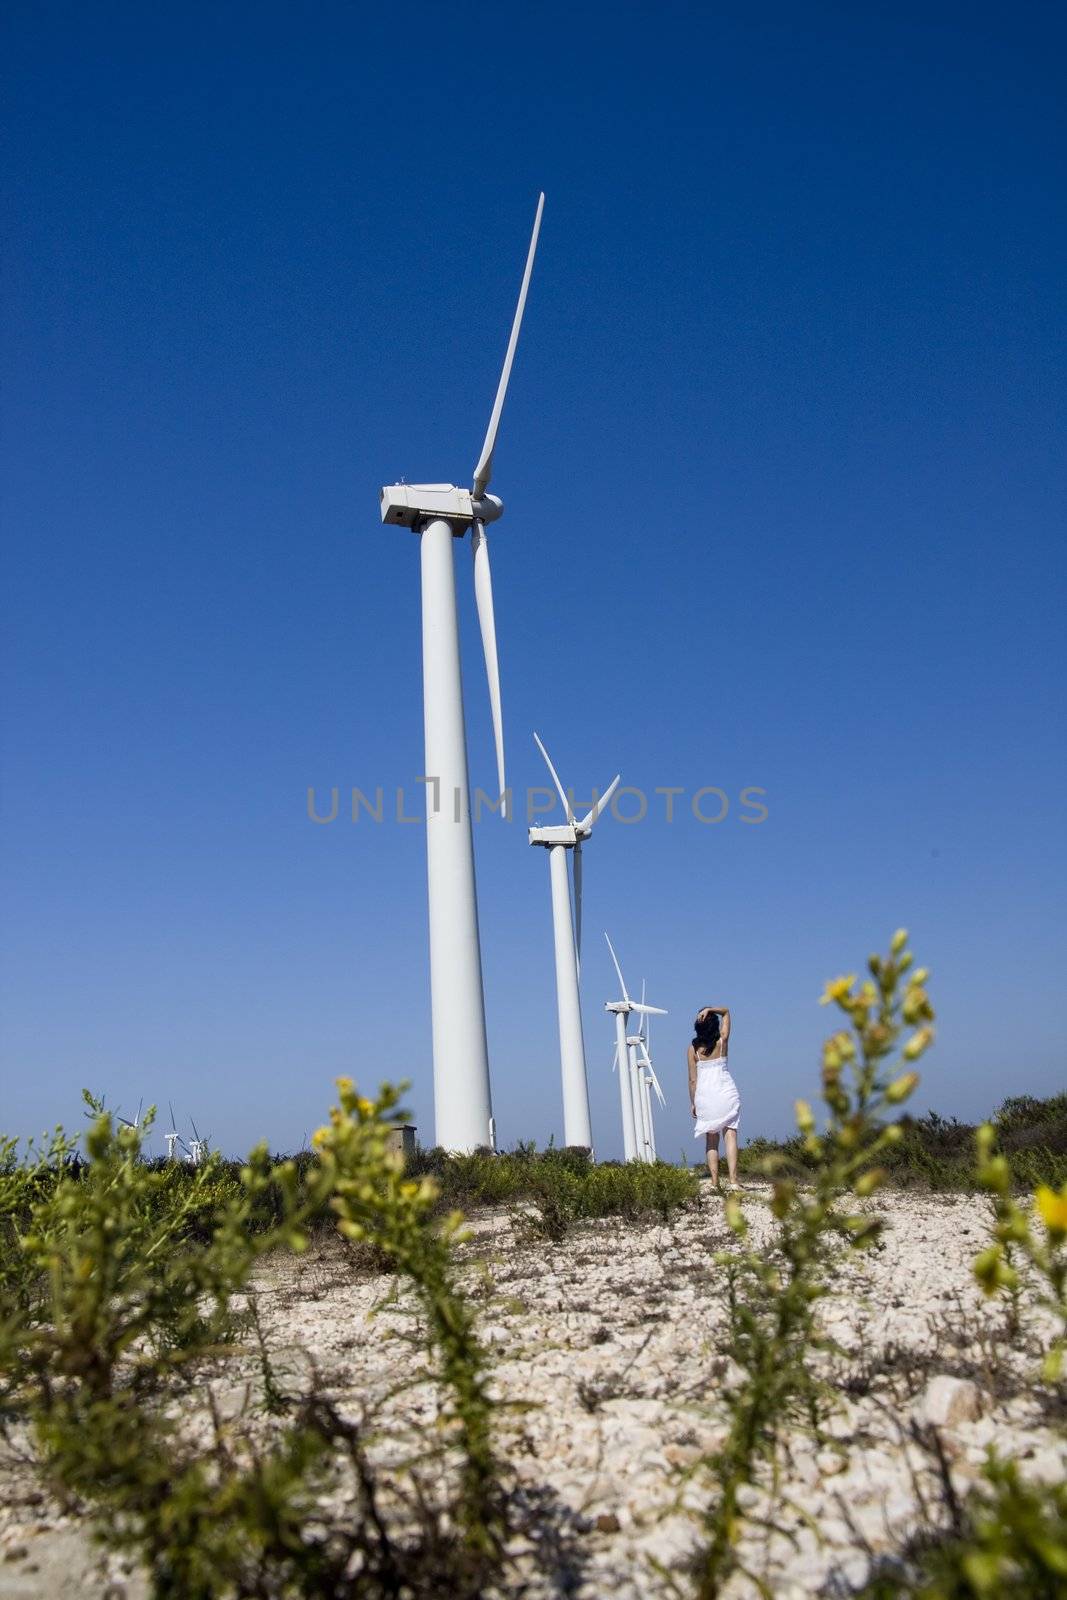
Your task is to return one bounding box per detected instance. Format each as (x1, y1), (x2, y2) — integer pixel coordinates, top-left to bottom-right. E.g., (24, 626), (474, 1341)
(1, 1185), (1063, 1598)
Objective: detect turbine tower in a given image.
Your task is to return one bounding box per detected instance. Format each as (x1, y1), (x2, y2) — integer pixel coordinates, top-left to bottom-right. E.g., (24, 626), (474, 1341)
(528, 732), (620, 1150)
(604, 933), (666, 1161)
(379, 195), (545, 1152)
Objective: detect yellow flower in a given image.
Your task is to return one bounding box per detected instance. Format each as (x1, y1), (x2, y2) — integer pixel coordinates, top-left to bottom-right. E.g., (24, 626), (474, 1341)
(820, 975), (856, 1006)
(1036, 1183), (1067, 1238)
(885, 1071), (919, 1104)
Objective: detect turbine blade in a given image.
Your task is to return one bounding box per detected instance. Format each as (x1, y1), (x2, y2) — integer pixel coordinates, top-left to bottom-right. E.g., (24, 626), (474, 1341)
(472, 192), (545, 498)
(572, 839), (582, 971)
(604, 931), (629, 1002)
(611, 1042), (619, 1073)
(638, 1043), (667, 1105)
(169, 1101), (176, 1131)
(629, 1002), (667, 1016)
(472, 522), (507, 817)
(578, 773), (621, 832)
(533, 732), (574, 822)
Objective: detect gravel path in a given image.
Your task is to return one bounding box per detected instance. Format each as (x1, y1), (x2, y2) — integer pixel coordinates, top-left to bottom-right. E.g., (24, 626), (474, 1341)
(1, 1186), (1063, 1597)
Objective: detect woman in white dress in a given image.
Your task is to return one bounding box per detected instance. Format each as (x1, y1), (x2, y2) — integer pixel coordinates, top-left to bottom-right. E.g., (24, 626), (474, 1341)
(688, 1005), (740, 1186)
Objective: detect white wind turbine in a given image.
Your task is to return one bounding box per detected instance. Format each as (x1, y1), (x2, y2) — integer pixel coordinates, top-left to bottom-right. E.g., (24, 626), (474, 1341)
(528, 732), (620, 1150)
(604, 934), (666, 1162)
(187, 1115), (210, 1167)
(379, 194), (545, 1154)
(628, 999), (667, 1162)
(163, 1100), (184, 1162)
(116, 1097), (144, 1135)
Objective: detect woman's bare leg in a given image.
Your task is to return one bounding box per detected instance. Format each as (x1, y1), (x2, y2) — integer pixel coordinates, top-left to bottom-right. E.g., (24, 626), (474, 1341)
(705, 1132), (720, 1184)
(724, 1127), (739, 1185)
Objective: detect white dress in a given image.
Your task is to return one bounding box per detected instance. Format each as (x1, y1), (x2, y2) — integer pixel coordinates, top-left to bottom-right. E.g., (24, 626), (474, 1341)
(693, 1054), (741, 1137)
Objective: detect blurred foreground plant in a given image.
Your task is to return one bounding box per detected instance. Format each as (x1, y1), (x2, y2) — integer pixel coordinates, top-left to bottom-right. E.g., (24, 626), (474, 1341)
(312, 1077), (503, 1556)
(689, 930), (935, 1598)
(858, 1455), (1067, 1599)
(0, 1080), (504, 1598)
(973, 1126), (1067, 1383)
(0, 1124), (79, 1318)
(852, 1125), (1067, 1595)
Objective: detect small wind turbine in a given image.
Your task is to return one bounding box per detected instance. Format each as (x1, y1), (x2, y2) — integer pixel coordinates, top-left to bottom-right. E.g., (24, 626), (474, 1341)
(163, 1101), (182, 1162)
(187, 1116), (210, 1167)
(116, 1097), (144, 1132)
(631, 1003), (666, 1162)
(604, 934), (666, 1162)
(529, 732), (620, 1150)
(378, 194), (546, 1153)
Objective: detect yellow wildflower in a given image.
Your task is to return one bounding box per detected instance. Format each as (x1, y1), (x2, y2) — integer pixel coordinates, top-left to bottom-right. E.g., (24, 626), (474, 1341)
(1036, 1183), (1067, 1239)
(885, 1071), (919, 1104)
(820, 975), (856, 1006)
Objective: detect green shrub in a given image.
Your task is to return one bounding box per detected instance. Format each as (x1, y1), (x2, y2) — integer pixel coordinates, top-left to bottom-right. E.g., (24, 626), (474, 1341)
(737, 1095), (1067, 1191)
(859, 1454), (1067, 1598)
(0, 1080), (506, 1598)
(406, 1143), (698, 1237)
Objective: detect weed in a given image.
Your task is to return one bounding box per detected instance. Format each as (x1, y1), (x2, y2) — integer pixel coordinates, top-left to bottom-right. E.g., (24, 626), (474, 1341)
(0, 1080), (508, 1598)
(688, 929), (936, 1597)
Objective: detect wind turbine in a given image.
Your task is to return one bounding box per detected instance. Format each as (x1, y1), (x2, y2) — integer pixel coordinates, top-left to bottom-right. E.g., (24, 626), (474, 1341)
(187, 1116), (210, 1167)
(379, 194), (545, 1153)
(117, 1097), (150, 1156)
(604, 934), (666, 1162)
(528, 732), (620, 1150)
(163, 1101), (183, 1162)
(630, 1002), (666, 1162)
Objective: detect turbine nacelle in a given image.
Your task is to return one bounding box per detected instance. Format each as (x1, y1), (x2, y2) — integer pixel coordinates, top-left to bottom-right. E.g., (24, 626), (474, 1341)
(529, 822), (580, 847)
(380, 484), (504, 530)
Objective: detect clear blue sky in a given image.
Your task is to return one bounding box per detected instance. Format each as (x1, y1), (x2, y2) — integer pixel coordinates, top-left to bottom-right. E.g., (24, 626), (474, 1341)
(3, 1), (1064, 1159)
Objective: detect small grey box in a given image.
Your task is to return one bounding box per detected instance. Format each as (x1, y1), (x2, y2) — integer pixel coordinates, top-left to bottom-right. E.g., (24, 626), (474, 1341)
(386, 1125), (417, 1162)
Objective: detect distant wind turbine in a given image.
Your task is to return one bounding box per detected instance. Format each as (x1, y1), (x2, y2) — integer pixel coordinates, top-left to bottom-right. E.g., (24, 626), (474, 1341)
(528, 732), (620, 1149)
(629, 1000), (666, 1161)
(604, 934), (666, 1162)
(116, 1097), (144, 1132)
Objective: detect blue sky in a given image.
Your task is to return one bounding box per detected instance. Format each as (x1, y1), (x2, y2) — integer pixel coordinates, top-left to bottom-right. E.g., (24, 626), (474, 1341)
(2, 1), (1064, 1159)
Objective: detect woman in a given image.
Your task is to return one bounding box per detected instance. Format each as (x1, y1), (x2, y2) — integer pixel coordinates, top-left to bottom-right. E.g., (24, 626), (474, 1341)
(688, 1005), (740, 1186)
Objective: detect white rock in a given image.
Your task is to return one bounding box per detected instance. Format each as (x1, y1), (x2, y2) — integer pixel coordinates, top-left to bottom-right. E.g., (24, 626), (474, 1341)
(1027, 1445), (1067, 1485)
(918, 1375), (982, 1427)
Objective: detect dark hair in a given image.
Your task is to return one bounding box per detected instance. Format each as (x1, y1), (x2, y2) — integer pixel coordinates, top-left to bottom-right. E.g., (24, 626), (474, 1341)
(693, 1010), (721, 1055)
